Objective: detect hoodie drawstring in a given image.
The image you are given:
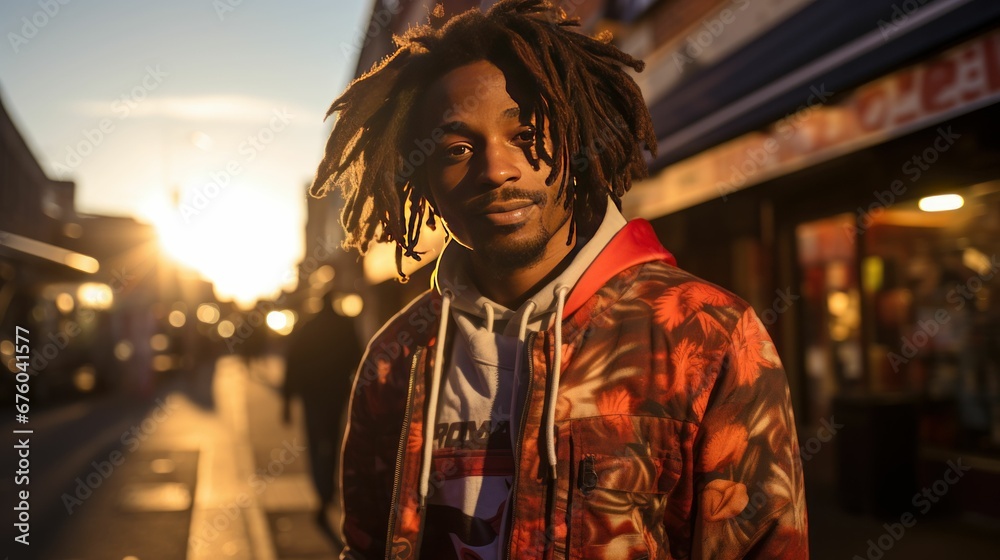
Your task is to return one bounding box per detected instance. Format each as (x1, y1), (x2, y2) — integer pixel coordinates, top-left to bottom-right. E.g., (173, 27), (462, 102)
(483, 302), (495, 333)
(544, 285), (570, 481)
(419, 284), (569, 504)
(512, 300), (537, 400)
(419, 290), (452, 507)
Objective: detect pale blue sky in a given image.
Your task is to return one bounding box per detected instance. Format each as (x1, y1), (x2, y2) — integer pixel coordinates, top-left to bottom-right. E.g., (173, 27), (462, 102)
(1, 0), (373, 302)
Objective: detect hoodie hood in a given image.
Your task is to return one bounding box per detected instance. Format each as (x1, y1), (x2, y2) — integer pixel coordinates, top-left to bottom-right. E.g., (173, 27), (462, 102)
(432, 199), (630, 334)
(433, 207), (677, 328)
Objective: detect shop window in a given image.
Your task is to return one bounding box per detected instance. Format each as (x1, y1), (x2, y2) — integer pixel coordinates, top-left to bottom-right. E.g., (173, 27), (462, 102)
(796, 215), (863, 426)
(862, 182), (1000, 453)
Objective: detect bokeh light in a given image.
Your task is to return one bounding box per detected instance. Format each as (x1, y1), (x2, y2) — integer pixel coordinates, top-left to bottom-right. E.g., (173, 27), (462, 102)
(114, 341), (134, 361)
(55, 292), (74, 314)
(196, 304), (220, 324)
(149, 334), (170, 352)
(266, 309), (296, 335)
(77, 283), (114, 310)
(73, 365), (97, 392)
(336, 294), (364, 317)
(168, 310), (186, 327)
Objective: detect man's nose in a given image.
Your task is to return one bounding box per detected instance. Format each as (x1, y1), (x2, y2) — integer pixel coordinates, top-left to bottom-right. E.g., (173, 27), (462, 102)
(478, 143), (521, 187)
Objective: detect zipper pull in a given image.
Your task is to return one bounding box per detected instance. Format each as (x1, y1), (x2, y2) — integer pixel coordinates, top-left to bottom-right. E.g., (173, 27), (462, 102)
(579, 456), (597, 495)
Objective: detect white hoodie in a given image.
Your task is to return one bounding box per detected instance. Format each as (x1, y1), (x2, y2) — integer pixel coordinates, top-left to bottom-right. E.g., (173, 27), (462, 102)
(420, 200), (627, 559)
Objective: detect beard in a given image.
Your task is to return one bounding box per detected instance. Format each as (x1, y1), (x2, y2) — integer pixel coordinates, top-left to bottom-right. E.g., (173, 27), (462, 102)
(470, 204), (572, 275)
(477, 223), (551, 271)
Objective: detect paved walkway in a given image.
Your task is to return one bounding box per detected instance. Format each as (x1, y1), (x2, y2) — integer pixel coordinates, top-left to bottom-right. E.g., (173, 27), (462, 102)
(30, 354), (338, 560)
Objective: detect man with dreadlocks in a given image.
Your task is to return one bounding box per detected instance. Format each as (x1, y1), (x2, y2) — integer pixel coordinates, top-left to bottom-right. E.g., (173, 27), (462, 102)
(312, 1), (808, 558)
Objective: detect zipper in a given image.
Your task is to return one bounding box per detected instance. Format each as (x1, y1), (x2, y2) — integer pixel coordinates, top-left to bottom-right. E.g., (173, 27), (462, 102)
(385, 348), (423, 560)
(505, 330), (537, 560)
(579, 455), (597, 496)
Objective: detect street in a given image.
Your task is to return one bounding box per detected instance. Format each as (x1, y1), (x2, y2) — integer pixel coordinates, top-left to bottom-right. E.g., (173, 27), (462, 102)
(1, 355), (339, 560)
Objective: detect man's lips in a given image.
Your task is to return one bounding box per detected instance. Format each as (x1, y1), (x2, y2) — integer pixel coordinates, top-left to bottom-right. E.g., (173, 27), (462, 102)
(478, 200), (535, 215)
(476, 199), (537, 226)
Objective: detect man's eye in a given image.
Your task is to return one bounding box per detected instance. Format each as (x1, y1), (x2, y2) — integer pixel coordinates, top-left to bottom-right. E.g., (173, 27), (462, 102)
(446, 145), (471, 157)
(515, 128), (535, 143)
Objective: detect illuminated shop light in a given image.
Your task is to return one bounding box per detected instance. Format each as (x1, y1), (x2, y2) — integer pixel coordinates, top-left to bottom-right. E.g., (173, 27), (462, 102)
(78, 283), (113, 310)
(918, 194), (963, 212)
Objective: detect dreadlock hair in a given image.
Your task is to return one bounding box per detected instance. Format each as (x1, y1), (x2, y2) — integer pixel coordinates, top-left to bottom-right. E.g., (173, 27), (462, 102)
(310, 0), (656, 280)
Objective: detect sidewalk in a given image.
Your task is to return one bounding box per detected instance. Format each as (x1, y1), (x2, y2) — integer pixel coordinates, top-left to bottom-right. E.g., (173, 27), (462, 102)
(184, 354), (339, 560)
(34, 354), (338, 560)
(241, 355), (342, 560)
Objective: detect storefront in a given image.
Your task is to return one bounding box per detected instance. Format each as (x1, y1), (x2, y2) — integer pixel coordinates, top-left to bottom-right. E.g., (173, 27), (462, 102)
(631, 25), (1000, 516)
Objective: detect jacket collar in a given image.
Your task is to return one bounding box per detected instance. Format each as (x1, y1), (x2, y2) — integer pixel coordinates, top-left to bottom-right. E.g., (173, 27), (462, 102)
(562, 219), (677, 319)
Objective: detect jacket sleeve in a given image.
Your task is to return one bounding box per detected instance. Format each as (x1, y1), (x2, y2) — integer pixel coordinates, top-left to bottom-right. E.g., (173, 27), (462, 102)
(339, 352), (392, 559)
(691, 307), (809, 559)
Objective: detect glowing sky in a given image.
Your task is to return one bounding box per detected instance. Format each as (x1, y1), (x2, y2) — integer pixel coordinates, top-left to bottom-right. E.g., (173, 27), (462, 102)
(0, 0), (371, 304)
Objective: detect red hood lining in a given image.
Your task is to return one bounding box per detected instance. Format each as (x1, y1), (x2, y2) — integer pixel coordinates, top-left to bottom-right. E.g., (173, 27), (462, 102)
(562, 219), (676, 319)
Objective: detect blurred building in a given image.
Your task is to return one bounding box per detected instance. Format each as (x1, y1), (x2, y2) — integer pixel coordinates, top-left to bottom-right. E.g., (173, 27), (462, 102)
(0, 93), (105, 399)
(613, 0), (1000, 519)
(279, 183), (372, 343)
(0, 92), (218, 401)
(349, 0), (1000, 519)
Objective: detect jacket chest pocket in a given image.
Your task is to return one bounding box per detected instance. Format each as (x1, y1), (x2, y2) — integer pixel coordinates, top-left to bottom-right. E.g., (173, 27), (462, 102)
(563, 415), (685, 560)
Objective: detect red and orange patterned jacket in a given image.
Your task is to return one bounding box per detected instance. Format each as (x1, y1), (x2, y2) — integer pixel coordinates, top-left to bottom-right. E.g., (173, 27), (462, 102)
(340, 220), (808, 559)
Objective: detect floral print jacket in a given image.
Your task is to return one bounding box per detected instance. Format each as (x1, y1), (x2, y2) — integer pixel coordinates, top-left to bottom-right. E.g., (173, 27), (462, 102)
(340, 219), (808, 559)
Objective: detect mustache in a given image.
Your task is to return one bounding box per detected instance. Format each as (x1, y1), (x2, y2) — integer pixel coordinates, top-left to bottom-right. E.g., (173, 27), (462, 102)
(463, 188), (546, 214)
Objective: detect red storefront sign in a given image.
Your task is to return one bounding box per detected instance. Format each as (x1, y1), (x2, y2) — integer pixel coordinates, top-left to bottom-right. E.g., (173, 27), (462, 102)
(626, 29), (1000, 219)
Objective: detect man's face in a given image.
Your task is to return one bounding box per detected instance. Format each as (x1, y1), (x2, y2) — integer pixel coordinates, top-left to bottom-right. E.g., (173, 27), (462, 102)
(417, 60), (573, 271)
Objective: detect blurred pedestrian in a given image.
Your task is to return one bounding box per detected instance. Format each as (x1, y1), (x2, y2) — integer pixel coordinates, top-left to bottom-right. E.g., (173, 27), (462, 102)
(239, 313), (269, 380)
(282, 290), (362, 536)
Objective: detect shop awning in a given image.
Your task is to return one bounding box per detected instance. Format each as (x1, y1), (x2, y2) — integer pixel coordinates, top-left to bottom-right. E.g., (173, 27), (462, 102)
(0, 230), (99, 274)
(646, 0), (1000, 170)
